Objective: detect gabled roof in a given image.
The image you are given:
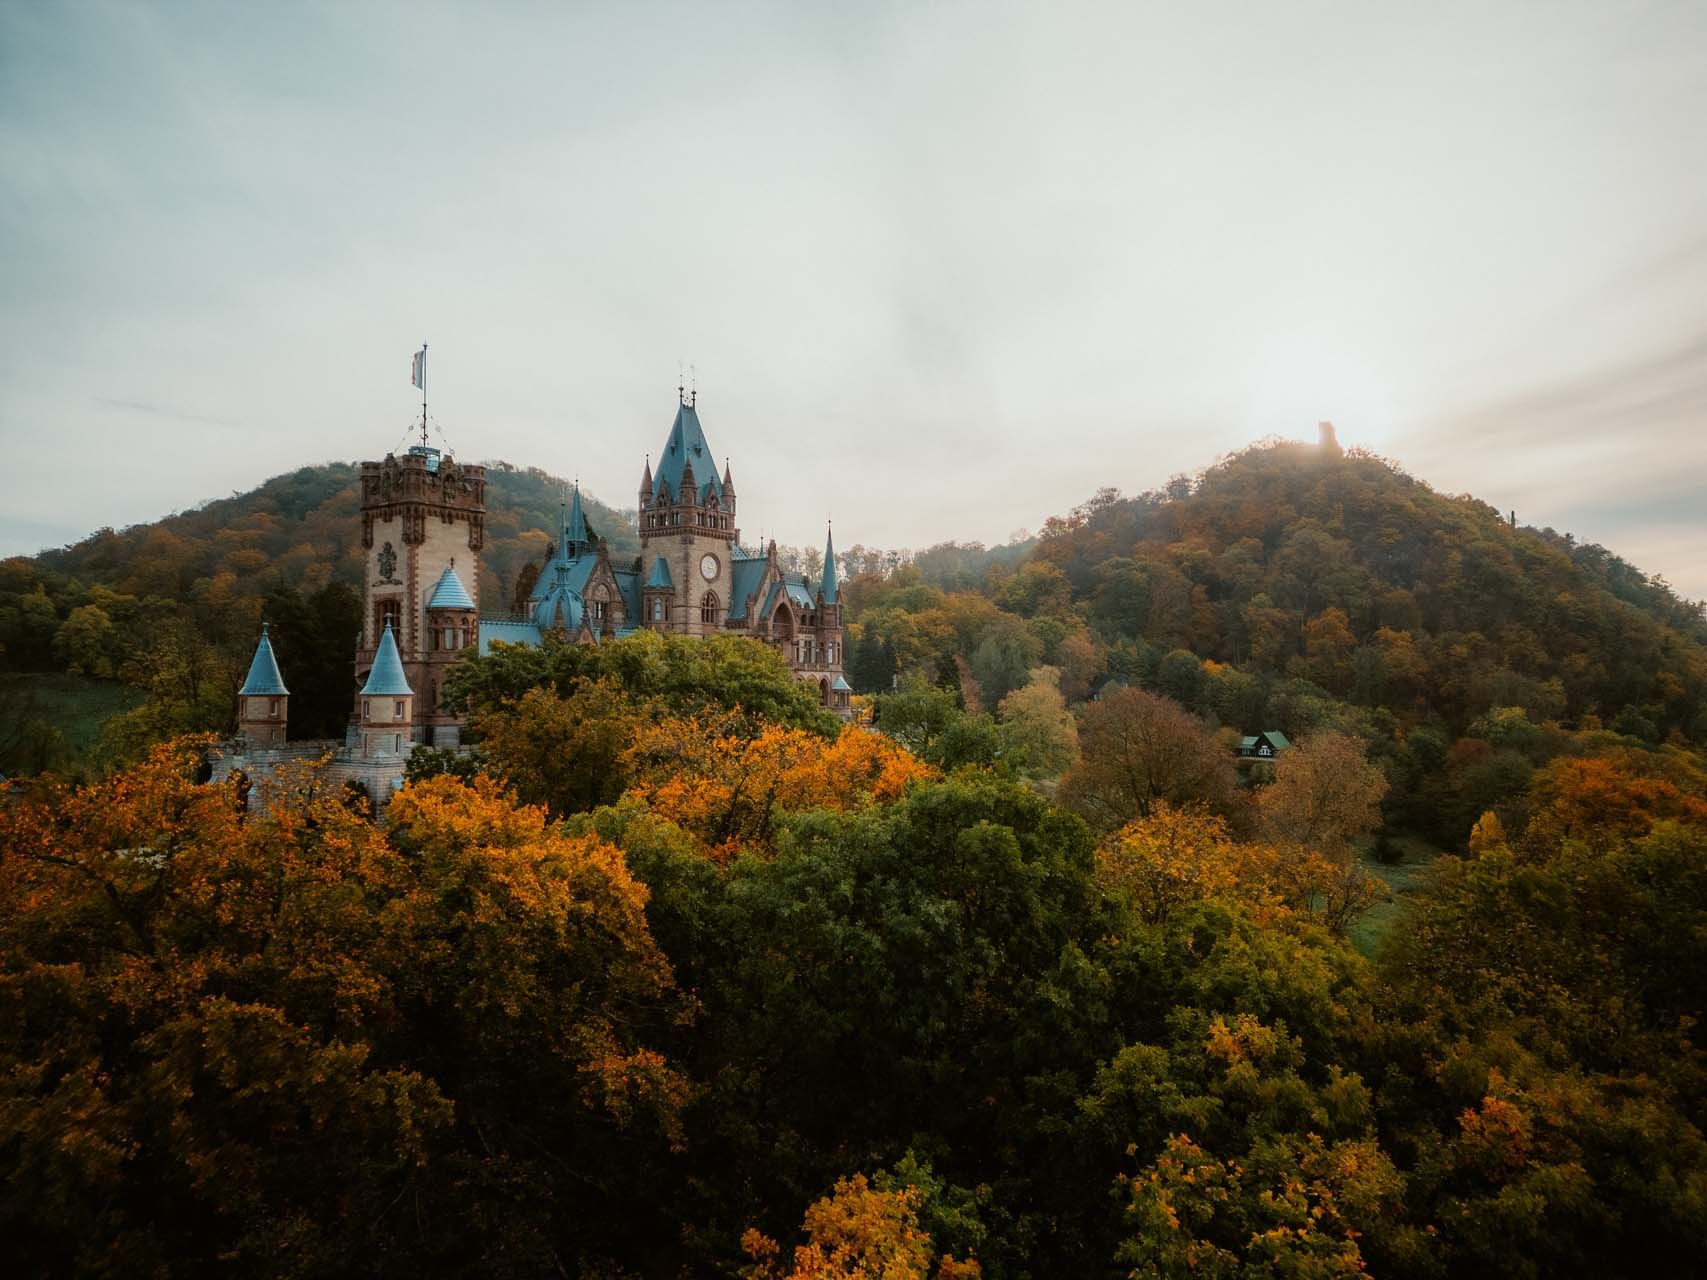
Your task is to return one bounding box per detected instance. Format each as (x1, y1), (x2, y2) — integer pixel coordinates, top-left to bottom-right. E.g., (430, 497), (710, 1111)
(427, 563), (476, 610)
(361, 622), (413, 695)
(646, 555), (673, 589)
(239, 623), (289, 695)
(613, 567), (642, 618)
(652, 402), (725, 503)
(727, 557), (770, 620)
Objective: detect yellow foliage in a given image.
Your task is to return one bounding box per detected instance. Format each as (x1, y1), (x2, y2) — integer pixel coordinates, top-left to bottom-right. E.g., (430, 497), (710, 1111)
(743, 1174), (978, 1280)
(625, 717), (935, 860)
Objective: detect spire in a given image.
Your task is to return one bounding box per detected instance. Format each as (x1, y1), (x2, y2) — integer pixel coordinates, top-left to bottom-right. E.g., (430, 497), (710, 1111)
(640, 454), (653, 501)
(820, 524), (838, 604)
(239, 622), (289, 695)
(652, 399), (723, 502)
(722, 458), (735, 494)
(566, 482), (589, 551)
(361, 621), (413, 696)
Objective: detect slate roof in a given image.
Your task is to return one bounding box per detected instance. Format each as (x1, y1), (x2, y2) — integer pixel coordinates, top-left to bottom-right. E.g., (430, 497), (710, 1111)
(652, 403), (725, 504)
(831, 675), (852, 692)
(427, 564), (476, 610)
(361, 622), (414, 695)
(239, 623), (289, 695)
(728, 556), (770, 620)
(646, 555), (673, 589)
(613, 568), (641, 618)
(479, 619), (543, 655)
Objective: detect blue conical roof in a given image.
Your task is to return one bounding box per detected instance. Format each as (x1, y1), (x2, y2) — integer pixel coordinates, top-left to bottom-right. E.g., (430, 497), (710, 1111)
(427, 563), (476, 610)
(820, 525), (839, 604)
(646, 555), (673, 589)
(565, 484), (589, 548)
(361, 621), (414, 695)
(652, 402), (724, 503)
(239, 623), (289, 695)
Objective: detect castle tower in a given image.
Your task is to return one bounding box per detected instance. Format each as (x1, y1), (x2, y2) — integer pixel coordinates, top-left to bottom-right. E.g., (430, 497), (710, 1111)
(638, 394), (736, 636)
(421, 561), (477, 746)
(357, 444), (485, 707)
(359, 621), (414, 758)
(237, 623), (290, 744)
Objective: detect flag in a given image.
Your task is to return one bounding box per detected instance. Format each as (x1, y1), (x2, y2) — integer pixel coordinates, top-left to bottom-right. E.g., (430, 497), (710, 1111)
(411, 345), (427, 390)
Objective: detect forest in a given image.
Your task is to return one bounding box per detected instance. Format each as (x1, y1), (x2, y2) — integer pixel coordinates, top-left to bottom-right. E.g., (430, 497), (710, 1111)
(2, 439), (1706, 1275)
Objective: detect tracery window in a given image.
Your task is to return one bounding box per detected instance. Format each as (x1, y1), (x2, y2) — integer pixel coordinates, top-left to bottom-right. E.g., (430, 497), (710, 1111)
(701, 591), (719, 625)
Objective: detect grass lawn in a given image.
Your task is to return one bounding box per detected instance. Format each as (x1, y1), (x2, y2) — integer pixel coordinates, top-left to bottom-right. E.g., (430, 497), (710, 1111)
(1347, 833), (1450, 957)
(0, 672), (144, 759)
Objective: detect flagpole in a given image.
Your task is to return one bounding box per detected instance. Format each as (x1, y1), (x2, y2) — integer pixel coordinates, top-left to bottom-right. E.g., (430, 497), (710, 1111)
(419, 343), (428, 448)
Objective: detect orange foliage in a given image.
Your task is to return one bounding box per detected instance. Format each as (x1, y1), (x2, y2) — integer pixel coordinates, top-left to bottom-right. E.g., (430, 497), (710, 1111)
(1524, 755), (1707, 851)
(743, 1174), (978, 1280)
(625, 717), (935, 860)
(1099, 801), (1388, 930)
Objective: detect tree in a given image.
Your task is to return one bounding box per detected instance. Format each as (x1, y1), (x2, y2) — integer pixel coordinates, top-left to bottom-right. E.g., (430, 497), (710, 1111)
(0, 744), (691, 1275)
(1257, 732), (1388, 855)
(742, 1174), (980, 1280)
(968, 615), (1041, 708)
(1059, 687), (1238, 830)
(475, 679), (643, 817)
(448, 628), (839, 736)
(996, 667), (1080, 779)
(52, 603), (117, 677)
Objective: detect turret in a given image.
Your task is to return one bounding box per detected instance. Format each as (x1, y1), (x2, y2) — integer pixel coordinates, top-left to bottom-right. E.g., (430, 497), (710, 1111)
(237, 622), (289, 745)
(359, 621), (414, 757)
(639, 456), (654, 510)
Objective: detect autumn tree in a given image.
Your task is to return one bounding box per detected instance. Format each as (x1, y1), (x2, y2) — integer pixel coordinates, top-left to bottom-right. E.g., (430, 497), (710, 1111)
(743, 1173), (979, 1280)
(1059, 686), (1238, 830)
(996, 666), (1079, 779)
(1256, 731), (1388, 855)
(0, 742), (690, 1275)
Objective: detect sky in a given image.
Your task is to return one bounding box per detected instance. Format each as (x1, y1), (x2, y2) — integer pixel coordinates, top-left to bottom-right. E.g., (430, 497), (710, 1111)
(2, 1), (1704, 596)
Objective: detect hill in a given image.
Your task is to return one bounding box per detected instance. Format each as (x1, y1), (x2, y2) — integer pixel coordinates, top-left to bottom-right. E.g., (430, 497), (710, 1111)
(25, 458), (640, 617)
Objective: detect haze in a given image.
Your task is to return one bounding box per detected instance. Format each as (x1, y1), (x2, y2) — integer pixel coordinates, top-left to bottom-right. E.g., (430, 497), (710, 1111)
(2, 2), (1704, 595)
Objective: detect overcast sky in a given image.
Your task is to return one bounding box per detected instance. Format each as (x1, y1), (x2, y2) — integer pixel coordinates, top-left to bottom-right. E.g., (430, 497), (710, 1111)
(3, 1), (1704, 596)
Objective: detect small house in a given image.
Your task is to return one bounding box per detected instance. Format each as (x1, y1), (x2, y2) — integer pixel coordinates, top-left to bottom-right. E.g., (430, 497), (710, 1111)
(1237, 730), (1291, 762)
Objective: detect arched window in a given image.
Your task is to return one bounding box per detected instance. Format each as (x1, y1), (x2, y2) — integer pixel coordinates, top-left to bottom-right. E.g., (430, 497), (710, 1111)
(701, 591), (719, 625)
(652, 598), (663, 622)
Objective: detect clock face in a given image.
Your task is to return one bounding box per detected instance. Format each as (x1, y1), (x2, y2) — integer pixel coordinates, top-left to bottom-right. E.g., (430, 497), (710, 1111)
(699, 553), (719, 581)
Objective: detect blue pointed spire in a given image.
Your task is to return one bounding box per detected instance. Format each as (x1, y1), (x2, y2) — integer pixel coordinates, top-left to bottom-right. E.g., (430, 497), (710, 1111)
(361, 621), (413, 695)
(566, 483), (588, 550)
(239, 622), (289, 695)
(820, 524), (838, 604)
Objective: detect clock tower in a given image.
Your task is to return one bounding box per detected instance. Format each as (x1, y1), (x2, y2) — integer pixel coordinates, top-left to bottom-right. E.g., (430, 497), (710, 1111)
(638, 391), (736, 636)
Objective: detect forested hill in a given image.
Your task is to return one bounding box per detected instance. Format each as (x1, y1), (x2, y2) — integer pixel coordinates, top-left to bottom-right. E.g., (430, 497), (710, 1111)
(29, 459), (639, 615)
(1022, 439), (1707, 737)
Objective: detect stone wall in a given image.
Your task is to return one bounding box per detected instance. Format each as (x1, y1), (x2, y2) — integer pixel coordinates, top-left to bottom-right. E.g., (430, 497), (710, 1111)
(209, 740), (410, 817)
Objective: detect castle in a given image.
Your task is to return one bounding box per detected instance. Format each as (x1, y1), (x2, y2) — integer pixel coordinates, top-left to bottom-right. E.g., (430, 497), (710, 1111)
(214, 394), (850, 809)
